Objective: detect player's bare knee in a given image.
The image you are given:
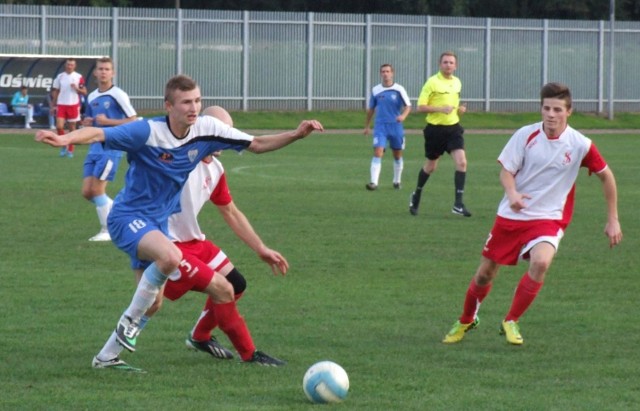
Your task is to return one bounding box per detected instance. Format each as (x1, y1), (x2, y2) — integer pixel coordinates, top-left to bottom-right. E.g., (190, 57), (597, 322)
(157, 248), (182, 274)
(528, 259), (551, 278)
(81, 188), (93, 201)
(475, 259), (499, 285)
(208, 274), (235, 303)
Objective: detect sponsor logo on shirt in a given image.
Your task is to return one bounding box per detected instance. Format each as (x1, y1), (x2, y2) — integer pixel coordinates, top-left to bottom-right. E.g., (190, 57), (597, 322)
(159, 152), (174, 163)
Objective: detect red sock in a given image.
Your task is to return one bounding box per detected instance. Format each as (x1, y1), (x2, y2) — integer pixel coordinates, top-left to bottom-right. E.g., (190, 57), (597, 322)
(56, 128), (64, 135)
(67, 144), (74, 153)
(190, 281), (244, 341)
(460, 279), (492, 324)
(504, 273), (543, 322)
(191, 297), (217, 342)
(214, 301), (255, 360)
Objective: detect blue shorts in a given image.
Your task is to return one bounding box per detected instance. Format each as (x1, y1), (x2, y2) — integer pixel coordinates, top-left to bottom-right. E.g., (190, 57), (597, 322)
(83, 153), (122, 181)
(107, 213), (167, 270)
(372, 122), (405, 151)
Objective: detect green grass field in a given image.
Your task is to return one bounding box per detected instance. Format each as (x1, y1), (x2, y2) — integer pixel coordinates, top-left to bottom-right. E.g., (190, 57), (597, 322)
(1, 128), (638, 410)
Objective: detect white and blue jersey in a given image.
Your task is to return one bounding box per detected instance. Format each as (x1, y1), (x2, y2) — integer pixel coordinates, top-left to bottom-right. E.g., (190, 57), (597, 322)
(83, 86), (137, 181)
(85, 86), (137, 157)
(368, 83), (411, 124)
(104, 115), (254, 268)
(368, 83), (411, 150)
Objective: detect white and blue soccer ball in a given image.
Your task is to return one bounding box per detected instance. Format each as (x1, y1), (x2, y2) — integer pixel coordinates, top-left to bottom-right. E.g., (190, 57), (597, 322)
(302, 360), (349, 404)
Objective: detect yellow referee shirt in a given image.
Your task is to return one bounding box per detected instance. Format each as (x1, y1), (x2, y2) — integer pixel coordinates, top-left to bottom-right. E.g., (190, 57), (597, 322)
(417, 71), (462, 126)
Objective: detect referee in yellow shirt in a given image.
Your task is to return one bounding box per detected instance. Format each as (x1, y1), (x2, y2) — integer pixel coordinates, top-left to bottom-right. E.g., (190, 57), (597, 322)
(409, 51), (471, 217)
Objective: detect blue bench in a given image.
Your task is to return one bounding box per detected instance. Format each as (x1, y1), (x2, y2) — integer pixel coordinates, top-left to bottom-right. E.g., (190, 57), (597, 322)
(0, 102), (51, 129)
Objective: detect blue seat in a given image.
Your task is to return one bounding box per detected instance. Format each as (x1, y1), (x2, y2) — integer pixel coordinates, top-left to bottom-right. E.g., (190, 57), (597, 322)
(0, 102), (14, 116)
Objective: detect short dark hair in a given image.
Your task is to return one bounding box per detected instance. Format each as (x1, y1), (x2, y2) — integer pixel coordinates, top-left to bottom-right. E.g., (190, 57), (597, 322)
(380, 63), (394, 71)
(96, 56), (113, 65)
(164, 75), (198, 103)
(439, 51), (457, 63)
(540, 82), (572, 109)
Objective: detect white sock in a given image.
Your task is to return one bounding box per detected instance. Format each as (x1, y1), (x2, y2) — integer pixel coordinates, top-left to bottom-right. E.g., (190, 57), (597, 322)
(97, 331), (123, 361)
(370, 157), (382, 185)
(96, 198), (113, 230)
(123, 264), (169, 321)
(393, 158), (404, 184)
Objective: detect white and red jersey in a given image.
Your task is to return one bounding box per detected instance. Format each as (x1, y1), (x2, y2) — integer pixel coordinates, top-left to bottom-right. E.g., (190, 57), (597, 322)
(52, 71), (85, 105)
(168, 157), (232, 242)
(497, 122), (607, 224)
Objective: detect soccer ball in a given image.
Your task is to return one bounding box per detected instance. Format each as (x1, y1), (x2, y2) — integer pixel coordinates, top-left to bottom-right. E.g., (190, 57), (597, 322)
(302, 361), (349, 404)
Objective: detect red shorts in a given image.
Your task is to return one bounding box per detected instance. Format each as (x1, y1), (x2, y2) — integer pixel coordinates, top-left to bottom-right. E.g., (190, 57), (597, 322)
(57, 104), (80, 121)
(163, 240), (230, 301)
(481, 216), (564, 266)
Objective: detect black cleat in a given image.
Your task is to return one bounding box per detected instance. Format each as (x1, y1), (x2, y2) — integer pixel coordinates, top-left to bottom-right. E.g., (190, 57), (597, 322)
(244, 350), (286, 366)
(452, 204), (472, 217)
(409, 191), (421, 216)
(365, 183), (378, 191)
(393, 182), (401, 190)
(186, 335), (234, 359)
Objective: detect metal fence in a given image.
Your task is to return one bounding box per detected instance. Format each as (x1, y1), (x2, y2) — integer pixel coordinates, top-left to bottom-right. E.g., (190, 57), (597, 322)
(1, 4), (639, 113)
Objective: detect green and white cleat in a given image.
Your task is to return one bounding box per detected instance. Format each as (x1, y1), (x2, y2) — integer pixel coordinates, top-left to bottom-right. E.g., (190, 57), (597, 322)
(92, 356), (146, 373)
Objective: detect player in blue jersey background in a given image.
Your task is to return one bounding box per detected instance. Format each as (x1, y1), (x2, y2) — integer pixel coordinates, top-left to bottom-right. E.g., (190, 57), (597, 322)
(363, 64), (412, 191)
(36, 74), (324, 364)
(81, 57), (138, 242)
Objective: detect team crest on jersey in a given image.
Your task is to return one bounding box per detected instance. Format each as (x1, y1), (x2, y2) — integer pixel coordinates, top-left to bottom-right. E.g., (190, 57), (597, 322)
(188, 149), (199, 163)
(159, 152), (174, 163)
(563, 151), (572, 165)
(103, 101), (111, 109)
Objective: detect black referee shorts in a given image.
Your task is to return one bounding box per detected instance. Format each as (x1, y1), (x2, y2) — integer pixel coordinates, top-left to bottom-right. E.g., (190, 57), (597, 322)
(422, 123), (465, 160)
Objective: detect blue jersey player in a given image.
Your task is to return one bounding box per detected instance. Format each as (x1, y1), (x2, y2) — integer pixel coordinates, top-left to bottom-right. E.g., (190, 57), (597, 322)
(81, 57), (138, 242)
(36, 75), (324, 365)
(363, 64), (412, 191)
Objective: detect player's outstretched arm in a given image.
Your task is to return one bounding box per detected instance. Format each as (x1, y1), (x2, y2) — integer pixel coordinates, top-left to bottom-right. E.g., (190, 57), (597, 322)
(217, 201), (289, 275)
(35, 127), (105, 147)
(247, 120), (324, 154)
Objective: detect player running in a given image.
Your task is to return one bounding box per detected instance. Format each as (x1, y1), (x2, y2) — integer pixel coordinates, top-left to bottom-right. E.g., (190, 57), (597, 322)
(442, 82), (622, 345)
